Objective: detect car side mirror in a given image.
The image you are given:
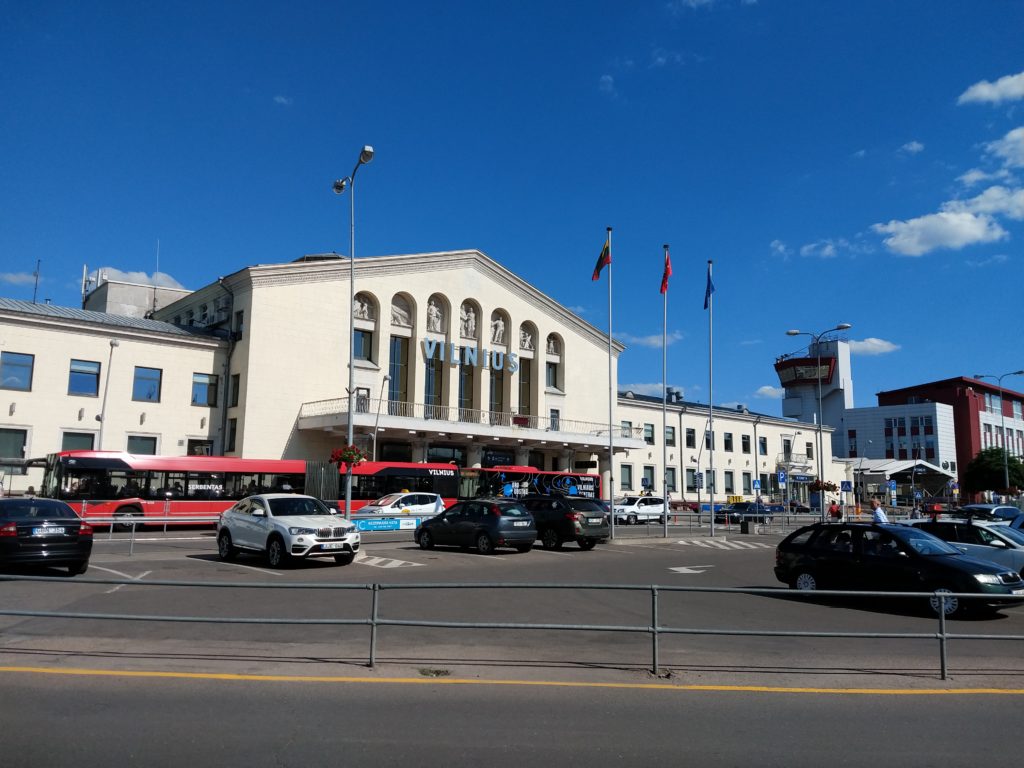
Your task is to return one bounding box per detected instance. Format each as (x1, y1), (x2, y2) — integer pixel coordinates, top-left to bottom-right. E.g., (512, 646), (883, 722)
(330, 508), (340, 515)
(990, 540), (1007, 548)
(252, 510), (265, 517)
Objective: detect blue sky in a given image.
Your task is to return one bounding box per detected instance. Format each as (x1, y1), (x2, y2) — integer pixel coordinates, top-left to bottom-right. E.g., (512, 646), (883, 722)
(3, 1), (1023, 414)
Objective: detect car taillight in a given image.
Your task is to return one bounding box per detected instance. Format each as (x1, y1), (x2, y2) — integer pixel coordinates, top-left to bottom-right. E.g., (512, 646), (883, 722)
(78, 522), (94, 537)
(0, 522), (17, 538)
(565, 512), (582, 522)
(490, 504), (502, 517)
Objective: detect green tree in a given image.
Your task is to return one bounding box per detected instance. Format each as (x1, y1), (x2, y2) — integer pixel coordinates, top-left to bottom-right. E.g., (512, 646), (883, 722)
(964, 447), (1024, 496)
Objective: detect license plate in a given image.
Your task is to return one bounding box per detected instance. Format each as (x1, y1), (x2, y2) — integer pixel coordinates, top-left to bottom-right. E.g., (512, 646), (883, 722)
(1013, 589), (1024, 595)
(513, 521), (529, 527)
(321, 542), (345, 550)
(32, 527), (65, 536)
(586, 518), (603, 526)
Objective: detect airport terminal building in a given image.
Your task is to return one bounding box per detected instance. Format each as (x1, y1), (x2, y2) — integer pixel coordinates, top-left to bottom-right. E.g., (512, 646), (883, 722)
(0, 250), (842, 503)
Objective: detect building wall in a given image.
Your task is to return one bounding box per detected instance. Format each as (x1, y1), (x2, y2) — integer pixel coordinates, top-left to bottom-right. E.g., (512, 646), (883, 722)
(843, 402), (957, 476)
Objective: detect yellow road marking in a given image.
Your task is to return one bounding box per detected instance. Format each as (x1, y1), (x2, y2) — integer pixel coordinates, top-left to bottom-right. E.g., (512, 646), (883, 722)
(1, 666), (1023, 694)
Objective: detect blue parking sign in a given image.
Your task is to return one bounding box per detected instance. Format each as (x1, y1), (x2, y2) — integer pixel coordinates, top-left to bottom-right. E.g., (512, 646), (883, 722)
(777, 471), (787, 483)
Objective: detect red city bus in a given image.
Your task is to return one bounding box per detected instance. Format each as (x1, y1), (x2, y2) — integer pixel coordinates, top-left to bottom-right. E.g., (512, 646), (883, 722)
(38, 451), (460, 527)
(458, 465), (602, 500)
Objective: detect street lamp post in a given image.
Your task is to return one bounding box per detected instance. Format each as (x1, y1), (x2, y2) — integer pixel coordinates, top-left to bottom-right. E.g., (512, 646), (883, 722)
(96, 338), (120, 450)
(371, 374), (391, 461)
(786, 323), (852, 522)
(974, 370), (1024, 492)
(333, 146), (374, 519)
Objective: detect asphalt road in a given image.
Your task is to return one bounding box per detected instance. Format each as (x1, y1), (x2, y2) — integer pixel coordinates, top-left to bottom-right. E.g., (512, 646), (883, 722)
(4, 526), (1024, 765)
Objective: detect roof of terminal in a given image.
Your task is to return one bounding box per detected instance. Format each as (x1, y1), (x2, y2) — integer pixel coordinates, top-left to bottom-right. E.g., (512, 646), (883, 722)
(0, 297), (217, 338)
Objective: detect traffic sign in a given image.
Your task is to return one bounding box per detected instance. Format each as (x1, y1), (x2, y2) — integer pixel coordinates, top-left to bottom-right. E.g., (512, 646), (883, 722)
(752, 479), (761, 490)
(778, 471), (787, 484)
(914, 490), (923, 500)
(695, 472), (704, 489)
(887, 479), (897, 491)
(840, 480), (853, 492)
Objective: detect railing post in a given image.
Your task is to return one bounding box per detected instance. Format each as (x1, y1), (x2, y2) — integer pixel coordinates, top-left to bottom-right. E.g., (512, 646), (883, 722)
(937, 594), (948, 680)
(128, 519), (137, 556)
(651, 586), (659, 676)
(369, 583), (380, 668)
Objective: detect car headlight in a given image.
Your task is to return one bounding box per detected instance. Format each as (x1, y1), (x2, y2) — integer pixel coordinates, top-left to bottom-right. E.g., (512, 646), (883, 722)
(974, 574), (1001, 585)
(289, 527), (317, 535)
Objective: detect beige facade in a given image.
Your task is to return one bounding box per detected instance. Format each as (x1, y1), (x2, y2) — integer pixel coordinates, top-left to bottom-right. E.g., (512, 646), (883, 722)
(1, 250), (845, 501)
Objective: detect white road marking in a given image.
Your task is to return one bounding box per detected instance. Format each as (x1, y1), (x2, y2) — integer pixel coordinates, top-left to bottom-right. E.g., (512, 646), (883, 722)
(196, 558), (283, 576)
(675, 538), (773, 550)
(90, 565), (153, 594)
(354, 555), (425, 569)
(669, 565), (715, 574)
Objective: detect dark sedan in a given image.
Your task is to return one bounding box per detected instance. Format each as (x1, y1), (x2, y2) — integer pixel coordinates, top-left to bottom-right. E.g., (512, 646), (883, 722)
(415, 498), (536, 554)
(715, 502), (773, 524)
(774, 522), (1024, 617)
(0, 497), (93, 575)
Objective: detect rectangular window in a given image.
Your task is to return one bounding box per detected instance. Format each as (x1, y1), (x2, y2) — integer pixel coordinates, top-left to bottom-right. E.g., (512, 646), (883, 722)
(666, 467), (677, 493)
(132, 367), (162, 402)
(686, 428), (696, 449)
(805, 441), (814, 460)
(62, 431), (95, 451)
(549, 408), (560, 431)
(458, 351), (475, 420)
(545, 361), (559, 389)
(425, 356), (444, 419)
(665, 425), (676, 447)
(724, 432), (734, 452)
(621, 420), (633, 438)
(230, 374), (240, 408)
(0, 428), (28, 473)
(227, 418), (238, 452)
(233, 310), (244, 338)
(68, 359), (101, 396)
(724, 470), (734, 494)
(489, 367), (506, 420)
(620, 464), (634, 491)
(758, 436), (767, 455)
(0, 352), (34, 391)
(685, 468), (697, 493)
(741, 434), (751, 454)
(126, 435), (157, 454)
(705, 430), (714, 450)
(704, 469), (716, 492)
(742, 472), (752, 495)
(354, 329), (373, 361)
(191, 373), (218, 407)
(642, 465), (656, 491)
(355, 387), (370, 413)
(388, 336), (410, 411)
(518, 358), (532, 416)
(643, 424), (655, 445)
(1015, 401), (1023, 420)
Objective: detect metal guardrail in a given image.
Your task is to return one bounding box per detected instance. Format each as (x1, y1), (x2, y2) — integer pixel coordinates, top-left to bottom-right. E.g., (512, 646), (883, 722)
(1, 575), (1021, 680)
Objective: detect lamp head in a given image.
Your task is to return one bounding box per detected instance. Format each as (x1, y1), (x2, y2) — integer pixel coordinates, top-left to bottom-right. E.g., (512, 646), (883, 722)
(1014, 370), (1024, 376)
(332, 178), (349, 194)
(109, 339), (120, 348)
(785, 329), (801, 336)
(383, 374), (391, 381)
(836, 323), (852, 331)
(358, 145), (374, 165)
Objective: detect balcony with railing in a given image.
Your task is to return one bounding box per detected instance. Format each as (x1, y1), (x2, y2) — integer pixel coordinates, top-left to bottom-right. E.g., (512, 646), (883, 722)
(298, 396), (646, 449)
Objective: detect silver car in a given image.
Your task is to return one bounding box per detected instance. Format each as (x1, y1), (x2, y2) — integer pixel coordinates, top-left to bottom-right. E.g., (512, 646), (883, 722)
(908, 518), (1024, 573)
(359, 492), (445, 517)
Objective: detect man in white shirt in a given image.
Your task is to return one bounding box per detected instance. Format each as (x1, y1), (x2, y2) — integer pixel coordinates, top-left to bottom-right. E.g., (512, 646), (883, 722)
(870, 498), (889, 523)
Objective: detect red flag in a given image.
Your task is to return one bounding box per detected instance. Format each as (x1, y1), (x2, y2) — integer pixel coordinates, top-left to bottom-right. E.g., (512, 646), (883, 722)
(592, 236), (611, 281)
(660, 247), (672, 294)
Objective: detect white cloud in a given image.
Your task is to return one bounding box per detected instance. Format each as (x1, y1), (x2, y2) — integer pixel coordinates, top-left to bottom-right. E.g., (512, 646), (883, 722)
(769, 239), (791, 258)
(619, 330), (683, 348)
(965, 253), (1009, 268)
(567, 305), (586, 315)
(755, 385), (784, 399)
(958, 71), (1024, 105)
(93, 267), (187, 290)
(943, 185), (1024, 220)
(871, 211), (1007, 256)
(900, 141), (925, 154)
(985, 126), (1024, 169)
(0, 272), (37, 286)
(852, 149), (867, 159)
(958, 167), (1012, 187)
(620, 382), (680, 397)
(273, 95), (293, 106)
(598, 74), (617, 97)
(800, 239), (842, 258)
(848, 338), (901, 356)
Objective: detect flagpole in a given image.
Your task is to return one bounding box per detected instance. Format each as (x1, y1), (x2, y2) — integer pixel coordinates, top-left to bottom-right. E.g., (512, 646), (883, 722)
(707, 259), (715, 538)
(662, 244), (669, 539)
(606, 227), (615, 540)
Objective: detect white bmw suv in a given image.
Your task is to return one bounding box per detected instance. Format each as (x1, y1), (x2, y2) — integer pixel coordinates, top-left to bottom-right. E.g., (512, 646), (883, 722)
(217, 493), (360, 568)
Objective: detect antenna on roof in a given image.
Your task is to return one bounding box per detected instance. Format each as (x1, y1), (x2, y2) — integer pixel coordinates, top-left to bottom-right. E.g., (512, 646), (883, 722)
(32, 259), (40, 304)
(152, 238), (160, 314)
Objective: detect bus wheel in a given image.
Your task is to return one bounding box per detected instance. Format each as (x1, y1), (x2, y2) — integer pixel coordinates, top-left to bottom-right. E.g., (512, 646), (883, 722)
(114, 509), (142, 532)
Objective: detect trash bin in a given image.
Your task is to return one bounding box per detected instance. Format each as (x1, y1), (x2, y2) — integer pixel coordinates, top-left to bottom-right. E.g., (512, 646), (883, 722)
(740, 520), (752, 534)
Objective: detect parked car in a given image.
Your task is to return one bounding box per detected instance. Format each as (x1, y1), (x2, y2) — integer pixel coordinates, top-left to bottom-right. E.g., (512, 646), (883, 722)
(359, 492), (444, 516)
(520, 494), (609, 550)
(907, 518), (1024, 574)
(774, 522), (1024, 617)
(958, 503), (1022, 522)
(715, 502), (773, 524)
(415, 498), (536, 554)
(217, 493), (360, 568)
(613, 496), (666, 525)
(788, 500), (812, 515)
(0, 497), (93, 576)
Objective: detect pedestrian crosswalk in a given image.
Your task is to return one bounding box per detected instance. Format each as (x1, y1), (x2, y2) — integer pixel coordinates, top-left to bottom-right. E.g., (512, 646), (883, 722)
(675, 538), (774, 550)
(355, 554), (425, 568)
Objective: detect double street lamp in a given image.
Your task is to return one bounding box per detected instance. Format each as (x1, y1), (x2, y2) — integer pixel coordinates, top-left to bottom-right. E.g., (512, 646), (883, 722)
(786, 323), (852, 521)
(334, 145), (375, 518)
(974, 369), (1024, 491)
